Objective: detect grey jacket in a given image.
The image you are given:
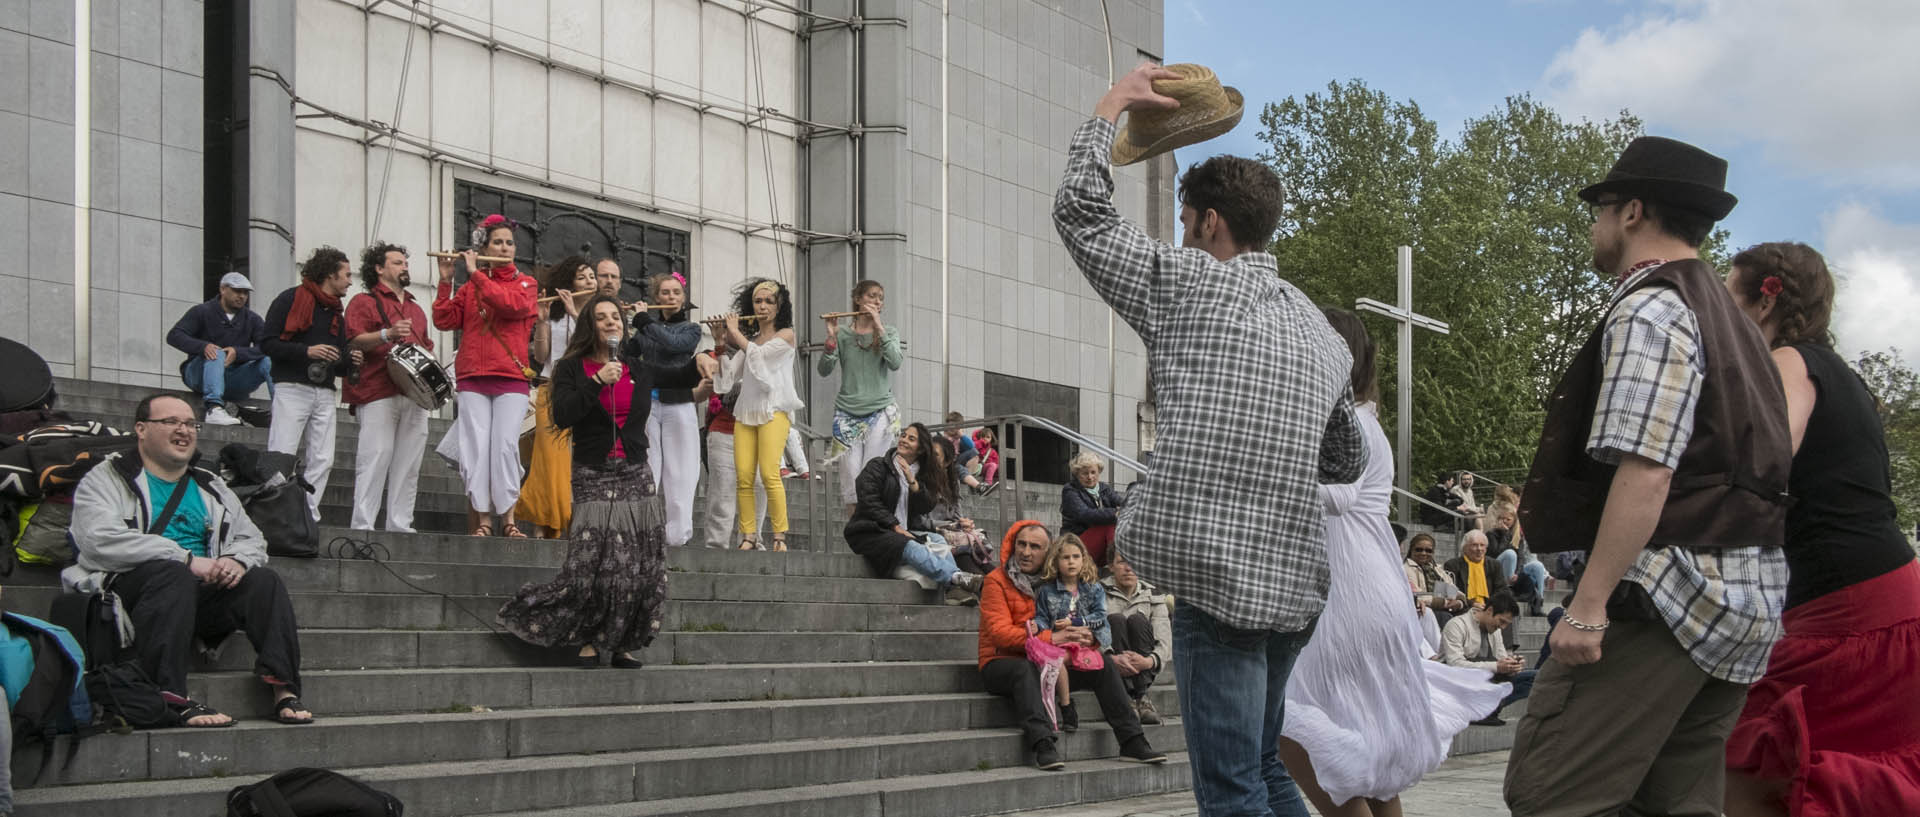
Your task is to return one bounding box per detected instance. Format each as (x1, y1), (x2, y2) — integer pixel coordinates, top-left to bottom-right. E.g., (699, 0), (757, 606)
(1099, 575), (1173, 670)
(62, 450), (270, 593)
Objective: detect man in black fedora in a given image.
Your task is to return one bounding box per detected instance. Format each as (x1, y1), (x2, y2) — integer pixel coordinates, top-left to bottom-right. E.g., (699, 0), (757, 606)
(1503, 137), (1793, 815)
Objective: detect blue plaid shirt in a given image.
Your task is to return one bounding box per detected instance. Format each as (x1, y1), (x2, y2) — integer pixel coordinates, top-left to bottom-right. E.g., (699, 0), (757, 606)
(1053, 117), (1365, 632)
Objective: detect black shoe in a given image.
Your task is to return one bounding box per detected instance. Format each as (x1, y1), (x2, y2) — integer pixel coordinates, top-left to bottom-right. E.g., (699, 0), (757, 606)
(610, 653), (643, 669)
(577, 652), (601, 668)
(1059, 701), (1079, 733)
(1033, 739), (1065, 771)
(1119, 736), (1168, 764)
(1471, 715), (1506, 727)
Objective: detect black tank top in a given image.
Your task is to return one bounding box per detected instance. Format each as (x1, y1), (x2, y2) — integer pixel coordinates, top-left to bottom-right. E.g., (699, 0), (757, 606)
(1781, 343), (1913, 608)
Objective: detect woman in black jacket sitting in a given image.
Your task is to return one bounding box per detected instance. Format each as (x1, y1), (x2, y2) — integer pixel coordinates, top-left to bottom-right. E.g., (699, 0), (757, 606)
(499, 295), (715, 668)
(1061, 452), (1126, 566)
(844, 422), (983, 597)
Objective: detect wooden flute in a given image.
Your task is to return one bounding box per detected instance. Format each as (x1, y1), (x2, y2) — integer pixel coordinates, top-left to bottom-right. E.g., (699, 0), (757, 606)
(819, 311), (867, 320)
(535, 287), (599, 304)
(428, 251), (514, 264)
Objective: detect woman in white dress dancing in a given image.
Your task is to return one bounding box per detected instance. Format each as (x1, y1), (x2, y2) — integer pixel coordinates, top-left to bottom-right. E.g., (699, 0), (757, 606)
(1277, 308), (1508, 817)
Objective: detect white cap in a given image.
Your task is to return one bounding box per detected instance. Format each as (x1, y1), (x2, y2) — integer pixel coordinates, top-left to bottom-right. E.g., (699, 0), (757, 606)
(219, 272), (253, 291)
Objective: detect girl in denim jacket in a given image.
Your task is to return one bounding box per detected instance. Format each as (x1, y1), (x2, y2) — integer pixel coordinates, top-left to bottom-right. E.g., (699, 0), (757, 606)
(1032, 534), (1111, 730)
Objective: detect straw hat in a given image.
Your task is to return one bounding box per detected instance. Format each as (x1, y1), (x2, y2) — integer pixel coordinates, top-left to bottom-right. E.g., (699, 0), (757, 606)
(1110, 64), (1244, 167)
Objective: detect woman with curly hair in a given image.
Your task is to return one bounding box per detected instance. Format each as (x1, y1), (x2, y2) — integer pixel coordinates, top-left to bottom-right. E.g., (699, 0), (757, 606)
(514, 255), (594, 538)
(713, 278), (805, 550)
(1722, 242), (1920, 817)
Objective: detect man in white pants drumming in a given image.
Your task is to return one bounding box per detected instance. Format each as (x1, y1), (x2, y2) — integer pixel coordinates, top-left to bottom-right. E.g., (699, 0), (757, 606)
(261, 247), (359, 521)
(343, 242), (434, 532)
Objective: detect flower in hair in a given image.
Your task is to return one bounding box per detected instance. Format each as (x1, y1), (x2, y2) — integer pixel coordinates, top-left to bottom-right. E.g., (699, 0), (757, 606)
(1760, 275), (1784, 297)
(671, 271), (688, 287)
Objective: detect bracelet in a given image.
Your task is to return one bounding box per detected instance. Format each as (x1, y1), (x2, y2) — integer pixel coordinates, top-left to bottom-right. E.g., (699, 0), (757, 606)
(1562, 614), (1609, 632)
(380, 328), (390, 343)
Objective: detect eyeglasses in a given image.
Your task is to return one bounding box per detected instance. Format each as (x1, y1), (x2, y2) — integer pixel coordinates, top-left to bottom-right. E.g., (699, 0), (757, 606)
(1586, 198), (1626, 221)
(140, 417), (203, 432)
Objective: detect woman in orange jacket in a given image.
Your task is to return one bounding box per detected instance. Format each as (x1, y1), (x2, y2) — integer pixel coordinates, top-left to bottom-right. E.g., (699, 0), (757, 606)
(977, 520), (1164, 771)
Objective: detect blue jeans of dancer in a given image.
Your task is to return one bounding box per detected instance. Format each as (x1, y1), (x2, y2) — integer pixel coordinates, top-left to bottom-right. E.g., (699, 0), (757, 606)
(898, 534), (959, 588)
(1173, 600), (1315, 817)
(182, 351), (272, 407)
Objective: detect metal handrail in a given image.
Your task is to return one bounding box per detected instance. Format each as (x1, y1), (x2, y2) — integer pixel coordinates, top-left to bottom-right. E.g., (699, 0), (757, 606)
(925, 413), (1148, 522)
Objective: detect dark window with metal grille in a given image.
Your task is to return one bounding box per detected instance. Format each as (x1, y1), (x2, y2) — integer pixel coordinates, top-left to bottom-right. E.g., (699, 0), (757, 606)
(453, 181), (692, 302)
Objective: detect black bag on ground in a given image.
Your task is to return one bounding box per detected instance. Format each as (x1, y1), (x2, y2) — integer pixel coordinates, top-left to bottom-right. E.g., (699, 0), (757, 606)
(226, 767), (404, 817)
(83, 659), (175, 730)
(220, 444), (318, 558)
(49, 589), (129, 669)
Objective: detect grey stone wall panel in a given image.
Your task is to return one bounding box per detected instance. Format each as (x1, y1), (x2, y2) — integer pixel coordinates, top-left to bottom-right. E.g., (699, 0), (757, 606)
(0, 29), (29, 114)
(27, 116), (73, 203)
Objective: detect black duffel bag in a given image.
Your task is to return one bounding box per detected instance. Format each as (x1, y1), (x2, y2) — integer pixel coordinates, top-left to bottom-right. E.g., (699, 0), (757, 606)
(227, 767), (404, 817)
(220, 445), (318, 559)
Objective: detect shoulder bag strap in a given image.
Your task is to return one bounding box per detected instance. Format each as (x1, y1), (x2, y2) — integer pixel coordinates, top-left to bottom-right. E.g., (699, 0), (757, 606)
(478, 302), (533, 380)
(145, 474), (193, 536)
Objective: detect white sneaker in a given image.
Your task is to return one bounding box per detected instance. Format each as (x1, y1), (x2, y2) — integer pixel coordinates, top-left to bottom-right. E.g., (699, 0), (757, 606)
(204, 405), (242, 426)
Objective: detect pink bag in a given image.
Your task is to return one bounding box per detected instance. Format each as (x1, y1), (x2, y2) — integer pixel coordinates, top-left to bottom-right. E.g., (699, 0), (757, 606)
(1064, 643), (1105, 672)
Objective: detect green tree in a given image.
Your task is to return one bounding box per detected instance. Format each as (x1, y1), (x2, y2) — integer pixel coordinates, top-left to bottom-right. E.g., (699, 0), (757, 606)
(1854, 349), (1919, 534)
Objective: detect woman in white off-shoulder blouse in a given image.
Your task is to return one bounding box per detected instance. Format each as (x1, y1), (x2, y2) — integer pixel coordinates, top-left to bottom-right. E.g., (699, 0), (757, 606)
(715, 278), (806, 551)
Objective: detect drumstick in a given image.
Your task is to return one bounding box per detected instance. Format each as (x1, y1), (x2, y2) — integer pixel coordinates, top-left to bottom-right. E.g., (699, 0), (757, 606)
(428, 251), (514, 264)
(535, 287), (599, 305)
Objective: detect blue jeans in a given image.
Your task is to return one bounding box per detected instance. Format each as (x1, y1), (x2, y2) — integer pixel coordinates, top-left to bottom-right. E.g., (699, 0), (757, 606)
(181, 351), (272, 407)
(1495, 669), (1536, 713)
(898, 534), (959, 588)
(1172, 600), (1314, 817)
(1496, 551), (1550, 599)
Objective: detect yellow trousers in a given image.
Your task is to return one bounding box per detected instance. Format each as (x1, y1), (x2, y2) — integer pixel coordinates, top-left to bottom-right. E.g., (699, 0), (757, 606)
(733, 411), (790, 534)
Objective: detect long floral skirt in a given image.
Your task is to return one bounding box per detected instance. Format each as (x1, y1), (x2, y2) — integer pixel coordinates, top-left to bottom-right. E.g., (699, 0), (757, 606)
(498, 460), (669, 654)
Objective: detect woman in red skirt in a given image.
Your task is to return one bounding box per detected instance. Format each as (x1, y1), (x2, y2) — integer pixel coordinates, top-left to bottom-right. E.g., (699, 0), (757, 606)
(1721, 242), (1920, 817)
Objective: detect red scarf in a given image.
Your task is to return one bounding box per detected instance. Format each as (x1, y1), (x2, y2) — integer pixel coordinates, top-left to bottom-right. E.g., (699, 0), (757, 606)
(281, 279), (344, 339)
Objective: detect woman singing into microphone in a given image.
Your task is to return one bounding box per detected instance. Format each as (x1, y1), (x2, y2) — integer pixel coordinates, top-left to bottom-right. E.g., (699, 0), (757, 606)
(499, 294), (718, 667)
(515, 255), (593, 538)
(714, 278), (804, 551)
(433, 214), (540, 538)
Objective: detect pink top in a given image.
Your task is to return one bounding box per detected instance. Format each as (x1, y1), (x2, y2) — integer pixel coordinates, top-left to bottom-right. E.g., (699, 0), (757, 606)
(584, 359), (634, 459)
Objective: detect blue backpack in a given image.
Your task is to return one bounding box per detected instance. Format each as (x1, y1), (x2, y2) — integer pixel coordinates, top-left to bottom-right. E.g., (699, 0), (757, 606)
(0, 611), (97, 781)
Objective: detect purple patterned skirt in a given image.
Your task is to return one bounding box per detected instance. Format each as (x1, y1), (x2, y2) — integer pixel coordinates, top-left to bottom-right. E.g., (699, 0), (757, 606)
(498, 460), (669, 654)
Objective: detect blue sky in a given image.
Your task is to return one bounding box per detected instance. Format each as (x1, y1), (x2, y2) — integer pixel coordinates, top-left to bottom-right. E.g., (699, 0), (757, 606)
(1164, 0), (1920, 366)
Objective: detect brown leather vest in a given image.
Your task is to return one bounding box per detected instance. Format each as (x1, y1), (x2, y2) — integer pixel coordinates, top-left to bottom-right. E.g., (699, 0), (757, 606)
(1520, 259), (1792, 554)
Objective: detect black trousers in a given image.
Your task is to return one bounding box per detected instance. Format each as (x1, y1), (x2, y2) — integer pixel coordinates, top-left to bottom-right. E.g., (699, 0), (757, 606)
(111, 559), (303, 697)
(1106, 612), (1160, 699)
(980, 656), (1144, 749)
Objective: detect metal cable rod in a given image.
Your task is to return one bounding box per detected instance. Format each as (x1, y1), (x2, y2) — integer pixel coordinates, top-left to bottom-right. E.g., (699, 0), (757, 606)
(368, 0), (422, 242)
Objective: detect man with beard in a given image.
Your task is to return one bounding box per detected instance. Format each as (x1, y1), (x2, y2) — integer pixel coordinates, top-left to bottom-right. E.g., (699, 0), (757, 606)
(1504, 137), (1792, 817)
(343, 242), (434, 532)
(262, 247), (359, 521)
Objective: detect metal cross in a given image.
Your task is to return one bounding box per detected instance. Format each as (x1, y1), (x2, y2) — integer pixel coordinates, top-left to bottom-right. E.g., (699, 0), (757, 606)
(1354, 246), (1451, 521)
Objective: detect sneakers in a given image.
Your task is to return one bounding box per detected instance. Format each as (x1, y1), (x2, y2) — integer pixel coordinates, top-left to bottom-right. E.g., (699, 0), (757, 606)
(942, 586), (979, 607)
(1133, 696), (1162, 725)
(204, 405), (242, 426)
(1033, 738), (1065, 771)
(1119, 736), (1168, 764)
(951, 571), (983, 594)
(969, 481), (1000, 497)
(1059, 701), (1079, 733)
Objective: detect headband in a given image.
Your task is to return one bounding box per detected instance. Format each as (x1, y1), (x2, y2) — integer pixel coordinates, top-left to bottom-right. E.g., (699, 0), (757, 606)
(753, 280), (779, 298)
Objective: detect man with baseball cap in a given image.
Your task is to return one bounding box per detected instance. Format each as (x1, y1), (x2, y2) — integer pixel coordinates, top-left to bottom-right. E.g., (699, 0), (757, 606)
(165, 272), (273, 426)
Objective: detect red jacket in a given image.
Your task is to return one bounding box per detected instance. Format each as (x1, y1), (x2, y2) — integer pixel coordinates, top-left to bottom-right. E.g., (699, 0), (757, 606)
(432, 266), (539, 384)
(342, 283), (433, 406)
(978, 520), (1053, 669)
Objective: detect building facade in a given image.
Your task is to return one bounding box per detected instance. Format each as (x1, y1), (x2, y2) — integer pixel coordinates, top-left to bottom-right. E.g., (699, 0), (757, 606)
(6, 0), (1170, 466)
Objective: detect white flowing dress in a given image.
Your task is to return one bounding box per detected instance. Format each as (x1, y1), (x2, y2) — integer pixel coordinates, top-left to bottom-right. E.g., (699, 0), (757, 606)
(1281, 403), (1508, 804)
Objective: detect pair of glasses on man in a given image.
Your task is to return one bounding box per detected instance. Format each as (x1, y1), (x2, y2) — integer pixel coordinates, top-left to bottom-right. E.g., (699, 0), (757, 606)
(1586, 198), (1627, 220)
(141, 417), (203, 432)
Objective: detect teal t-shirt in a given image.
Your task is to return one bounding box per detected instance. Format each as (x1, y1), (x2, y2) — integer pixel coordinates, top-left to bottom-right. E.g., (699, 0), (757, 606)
(145, 472), (210, 557)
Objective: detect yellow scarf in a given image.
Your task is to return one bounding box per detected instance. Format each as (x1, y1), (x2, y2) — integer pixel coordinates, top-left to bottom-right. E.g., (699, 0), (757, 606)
(1466, 558), (1489, 604)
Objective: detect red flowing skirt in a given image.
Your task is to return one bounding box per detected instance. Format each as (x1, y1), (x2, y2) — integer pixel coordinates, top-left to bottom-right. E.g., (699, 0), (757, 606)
(1726, 559), (1920, 817)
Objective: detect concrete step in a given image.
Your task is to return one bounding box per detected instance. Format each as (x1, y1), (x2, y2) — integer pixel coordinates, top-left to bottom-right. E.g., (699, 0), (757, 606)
(11, 686), (1183, 789)
(200, 628), (980, 671)
(309, 527), (881, 575)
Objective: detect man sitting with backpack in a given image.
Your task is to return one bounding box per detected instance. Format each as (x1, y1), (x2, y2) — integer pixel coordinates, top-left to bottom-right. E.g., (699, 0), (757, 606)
(63, 394), (313, 727)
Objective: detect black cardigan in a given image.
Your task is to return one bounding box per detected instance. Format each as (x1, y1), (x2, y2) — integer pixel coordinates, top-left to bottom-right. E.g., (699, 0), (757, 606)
(842, 449), (934, 575)
(549, 353), (703, 468)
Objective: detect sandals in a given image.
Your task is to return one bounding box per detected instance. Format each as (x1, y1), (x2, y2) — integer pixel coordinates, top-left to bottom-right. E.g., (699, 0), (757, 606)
(503, 525), (529, 539)
(172, 700), (237, 729)
(273, 695), (315, 725)
(770, 534), (788, 553)
(473, 523), (494, 538)
(738, 534), (764, 551)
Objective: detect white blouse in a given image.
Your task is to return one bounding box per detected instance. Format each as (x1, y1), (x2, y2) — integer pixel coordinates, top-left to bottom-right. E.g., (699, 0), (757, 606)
(539, 315), (576, 379)
(715, 336), (806, 426)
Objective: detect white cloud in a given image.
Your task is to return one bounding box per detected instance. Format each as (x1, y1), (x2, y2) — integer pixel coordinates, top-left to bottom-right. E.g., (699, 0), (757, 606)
(1820, 204), (1920, 369)
(1542, 0), (1920, 187)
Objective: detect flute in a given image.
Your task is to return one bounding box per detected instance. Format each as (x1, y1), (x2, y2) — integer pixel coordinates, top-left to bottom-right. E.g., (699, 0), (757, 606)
(819, 311), (867, 320)
(536, 287), (598, 305)
(428, 251), (514, 264)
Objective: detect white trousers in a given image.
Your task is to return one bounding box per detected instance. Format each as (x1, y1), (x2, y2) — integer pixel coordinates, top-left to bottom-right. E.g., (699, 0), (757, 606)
(784, 426), (811, 474)
(647, 400), (701, 546)
(703, 430), (764, 548)
(350, 395), (430, 532)
(454, 389), (531, 515)
(837, 407), (898, 506)
(267, 382), (338, 520)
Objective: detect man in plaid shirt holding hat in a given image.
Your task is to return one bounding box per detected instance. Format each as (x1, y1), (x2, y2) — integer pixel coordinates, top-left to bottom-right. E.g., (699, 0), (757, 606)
(1055, 62), (1365, 817)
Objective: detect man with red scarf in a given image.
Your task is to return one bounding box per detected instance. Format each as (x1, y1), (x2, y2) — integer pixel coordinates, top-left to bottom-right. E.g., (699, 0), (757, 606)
(262, 246), (357, 520)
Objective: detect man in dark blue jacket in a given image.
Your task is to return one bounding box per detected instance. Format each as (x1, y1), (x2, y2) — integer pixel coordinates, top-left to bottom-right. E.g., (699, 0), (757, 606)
(165, 272), (272, 426)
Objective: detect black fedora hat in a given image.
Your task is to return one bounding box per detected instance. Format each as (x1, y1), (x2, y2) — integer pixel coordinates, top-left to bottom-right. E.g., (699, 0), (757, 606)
(1579, 136), (1738, 221)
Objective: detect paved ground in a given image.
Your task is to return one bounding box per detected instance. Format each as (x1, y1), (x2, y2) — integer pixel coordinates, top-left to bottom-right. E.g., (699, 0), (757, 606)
(1011, 752), (1508, 817)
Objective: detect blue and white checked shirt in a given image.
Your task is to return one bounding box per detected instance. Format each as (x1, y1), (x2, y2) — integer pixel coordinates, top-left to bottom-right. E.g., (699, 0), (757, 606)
(1053, 118), (1365, 633)
(1589, 263), (1788, 684)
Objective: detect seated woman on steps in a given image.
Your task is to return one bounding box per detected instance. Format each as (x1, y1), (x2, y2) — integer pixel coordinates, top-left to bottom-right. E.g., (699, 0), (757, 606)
(497, 295), (717, 669)
(843, 423), (983, 601)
